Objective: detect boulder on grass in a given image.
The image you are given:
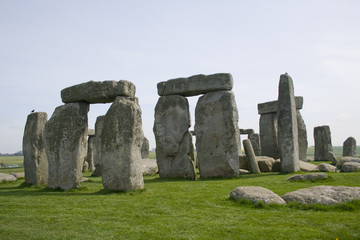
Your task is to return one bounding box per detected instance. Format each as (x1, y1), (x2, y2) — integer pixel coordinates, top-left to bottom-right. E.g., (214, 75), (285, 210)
(341, 162), (360, 172)
(256, 156), (275, 172)
(230, 186), (286, 204)
(299, 160), (317, 172)
(314, 163), (337, 172)
(286, 173), (328, 182)
(142, 158), (158, 176)
(0, 173), (17, 182)
(339, 156), (360, 168)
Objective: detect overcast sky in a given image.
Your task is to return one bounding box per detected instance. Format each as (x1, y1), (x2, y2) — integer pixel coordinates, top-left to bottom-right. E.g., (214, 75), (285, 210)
(1, 0), (359, 153)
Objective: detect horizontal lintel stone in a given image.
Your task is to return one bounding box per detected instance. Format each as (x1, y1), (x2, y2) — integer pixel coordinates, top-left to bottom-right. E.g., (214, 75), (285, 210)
(257, 96), (303, 115)
(157, 73), (233, 97)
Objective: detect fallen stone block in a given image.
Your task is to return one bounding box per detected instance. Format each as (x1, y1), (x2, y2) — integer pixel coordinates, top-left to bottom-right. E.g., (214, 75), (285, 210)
(286, 173), (328, 182)
(230, 186), (286, 204)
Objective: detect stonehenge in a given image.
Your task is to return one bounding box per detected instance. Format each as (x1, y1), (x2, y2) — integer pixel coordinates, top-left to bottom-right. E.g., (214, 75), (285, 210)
(314, 125), (333, 161)
(343, 137), (357, 157)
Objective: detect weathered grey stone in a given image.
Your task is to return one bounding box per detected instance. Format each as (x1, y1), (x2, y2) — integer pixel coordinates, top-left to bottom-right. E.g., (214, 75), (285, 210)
(86, 136), (95, 171)
(326, 152), (337, 166)
(278, 74), (300, 172)
(243, 139), (261, 173)
(195, 91), (240, 178)
(256, 156), (275, 172)
(286, 173), (328, 182)
(343, 137), (357, 157)
(239, 169), (250, 174)
(282, 185), (360, 205)
(314, 125), (333, 161)
(157, 73), (233, 97)
(11, 172), (25, 179)
(272, 159), (281, 172)
(153, 95), (196, 179)
(339, 156), (360, 167)
(341, 162), (360, 172)
(101, 97), (144, 191)
(61, 80), (136, 103)
(141, 158), (158, 176)
(23, 112), (48, 185)
(230, 186), (286, 204)
(248, 133), (261, 156)
(92, 115), (105, 177)
(0, 173), (17, 182)
(314, 163), (337, 172)
(259, 113), (279, 159)
(44, 102), (89, 190)
(299, 160), (317, 172)
(257, 96), (303, 115)
(82, 161), (89, 173)
(297, 111), (308, 160)
(87, 129), (95, 136)
(239, 155), (249, 170)
(239, 129), (255, 135)
(141, 137), (150, 159)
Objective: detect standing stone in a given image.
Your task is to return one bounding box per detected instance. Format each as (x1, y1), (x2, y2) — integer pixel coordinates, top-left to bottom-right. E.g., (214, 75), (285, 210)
(297, 111), (308, 160)
(328, 151), (339, 166)
(44, 102), (89, 190)
(86, 136), (95, 171)
(248, 133), (261, 156)
(23, 112), (48, 185)
(153, 95), (196, 179)
(277, 74), (300, 172)
(92, 115), (105, 176)
(101, 97), (144, 191)
(243, 139), (261, 173)
(195, 91), (240, 178)
(141, 137), (150, 159)
(314, 125), (333, 161)
(259, 113), (279, 159)
(343, 137), (357, 157)
(82, 161), (89, 173)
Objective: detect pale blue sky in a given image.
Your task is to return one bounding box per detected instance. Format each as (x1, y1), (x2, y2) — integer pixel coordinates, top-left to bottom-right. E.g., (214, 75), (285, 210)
(1, 0), (359, 153)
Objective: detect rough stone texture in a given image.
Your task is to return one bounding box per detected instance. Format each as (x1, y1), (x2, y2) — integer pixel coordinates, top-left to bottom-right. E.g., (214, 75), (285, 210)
(297, 111), (308, 160)
(195, 91), (240, 178)
(259, 113), (279, 159)
(141, 158), (158, 176)
(339, 156), (360, 168)
(141, 137), (150, 159)
(314, 125), (333, 161)
(23, 112), (48, 185)
(239, 129), (255, 135)
(256, 156), (275, 172)
(82, 161), (89, 173)
(341, 162), (360, 172)
(272, 159), (281, 172)
(314, 163), (337, 172)
(157, 73), (233, 97)
(44, 102), (89, 190)
(61, 80), (136, 103)
(0, 173), (17, 182)
(230, 186), (286, 204)
(343, 137), (357, 157)
(282, 185), (360, 205)
(286, 173), (328, 182)
(248, 133), (261, 156)
(87, 129), (95, 136)
(328, 151), (339, 166)
(239, 155), (249, 170)
(11, 172), (25, 179)
(153, 95), (196, 179)
(257, 96), (303, 115)
(92, 115), (105, 177)
(299, 160), (317, 172)
(86, 136), (95, 171)
(277, 74), (300, 172)
(243, 139), (261, 173)
(101, 97), (144, 191)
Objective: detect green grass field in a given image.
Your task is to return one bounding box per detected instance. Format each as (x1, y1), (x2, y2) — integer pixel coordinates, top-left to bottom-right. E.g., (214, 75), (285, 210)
(1, 154), (360, 239)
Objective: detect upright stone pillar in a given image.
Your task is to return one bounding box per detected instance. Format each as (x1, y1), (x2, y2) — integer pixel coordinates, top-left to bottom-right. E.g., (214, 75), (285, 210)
(23, 112), (48, 185)
(243, 139), (261, 173)
(314, 125), (333, 161)
(297, 111), (308, 160)
(92, 115), (105, 176)
(343, 137), (357, 157)
(259, 113), (279, 159)
(195, 90), (240, 178)
(101, 97), (144, 191)
(248, 133), (261, 156)
(153, 95), (196, 179)
(44, 102), (89, 190)
(277, 74), (300, 172)
(86, 135), (95, 171)
(141, 137), (150, 159)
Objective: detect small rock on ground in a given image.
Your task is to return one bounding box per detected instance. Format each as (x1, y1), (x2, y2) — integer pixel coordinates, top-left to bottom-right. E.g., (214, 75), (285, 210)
(230, 186), (286, 204)
(0, 173), (17, 182)
(286, 173), (328, 182)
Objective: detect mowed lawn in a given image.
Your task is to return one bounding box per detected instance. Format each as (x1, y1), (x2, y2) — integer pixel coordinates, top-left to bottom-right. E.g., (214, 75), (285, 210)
(1, 156), (360, 239)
